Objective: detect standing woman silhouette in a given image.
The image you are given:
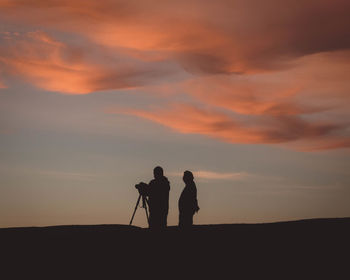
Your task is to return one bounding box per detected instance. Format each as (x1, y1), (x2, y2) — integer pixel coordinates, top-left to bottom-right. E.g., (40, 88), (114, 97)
(178, 170), (200, 228)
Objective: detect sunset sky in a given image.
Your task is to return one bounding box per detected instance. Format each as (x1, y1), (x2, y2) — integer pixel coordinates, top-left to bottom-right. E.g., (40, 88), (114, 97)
(1, 0), (349, 228)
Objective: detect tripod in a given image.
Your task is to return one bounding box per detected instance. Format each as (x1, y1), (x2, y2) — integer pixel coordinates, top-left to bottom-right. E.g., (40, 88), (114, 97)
(129, 194), (150, 226)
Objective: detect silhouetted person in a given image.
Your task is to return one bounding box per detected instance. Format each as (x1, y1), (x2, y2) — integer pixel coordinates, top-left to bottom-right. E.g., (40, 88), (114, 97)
(178, 170), (199, 229)
(146, 166), (170, 229)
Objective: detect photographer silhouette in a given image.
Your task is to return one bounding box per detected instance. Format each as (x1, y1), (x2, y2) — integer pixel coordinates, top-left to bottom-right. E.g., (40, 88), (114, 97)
(147, 166), (170, 229)
(131, 166), (170, 229)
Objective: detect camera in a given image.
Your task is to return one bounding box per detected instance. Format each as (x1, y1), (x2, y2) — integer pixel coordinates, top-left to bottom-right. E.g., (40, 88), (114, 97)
(135, 182), (148, 196)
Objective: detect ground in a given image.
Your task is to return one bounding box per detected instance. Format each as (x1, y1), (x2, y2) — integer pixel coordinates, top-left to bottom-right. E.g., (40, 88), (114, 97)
(2, 218), (349, 279)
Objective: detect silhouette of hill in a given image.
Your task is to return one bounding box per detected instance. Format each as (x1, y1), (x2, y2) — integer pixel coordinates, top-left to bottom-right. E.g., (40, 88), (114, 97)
(2, 218), (349, 279)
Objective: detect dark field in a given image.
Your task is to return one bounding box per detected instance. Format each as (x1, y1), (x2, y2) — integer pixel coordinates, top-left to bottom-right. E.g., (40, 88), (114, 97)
(2, 218), (349, 279)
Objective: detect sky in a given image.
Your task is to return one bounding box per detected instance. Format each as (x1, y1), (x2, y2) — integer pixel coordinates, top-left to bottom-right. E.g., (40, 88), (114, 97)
(0, 0), (349, 228)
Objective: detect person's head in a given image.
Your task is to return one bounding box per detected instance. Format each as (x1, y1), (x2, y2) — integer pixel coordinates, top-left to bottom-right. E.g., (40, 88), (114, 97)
(153, 166), (164, 179)
(183, 170), (194, 184)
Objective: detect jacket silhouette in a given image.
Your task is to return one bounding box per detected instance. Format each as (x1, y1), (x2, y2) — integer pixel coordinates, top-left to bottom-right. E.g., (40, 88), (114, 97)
(146, 166), (170, 229)
(178, 170), (199, 228)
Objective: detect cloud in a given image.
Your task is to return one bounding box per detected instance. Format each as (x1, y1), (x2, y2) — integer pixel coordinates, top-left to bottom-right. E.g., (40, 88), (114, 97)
(169, 170), (249, 180)
(194, 171), (249, 180)
(1, 1), (349, 82)
(1, 0), (349, 150)
(116, 103), (350, 150)
(0, 0), (349, 74)
(0, 31), (174, 94)
(183, 50), (350, 114)
(113, 48), (350, 150)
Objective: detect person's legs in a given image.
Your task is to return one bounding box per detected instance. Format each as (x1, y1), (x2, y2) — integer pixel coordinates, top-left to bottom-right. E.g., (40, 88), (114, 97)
(188, 213), (193, 226)
(160, 212), (168, 228)
(179, 211), (185, 227)
(149, 212), (160, 229)
(149, 214), (154, 229)
(179, 211), (193, 229)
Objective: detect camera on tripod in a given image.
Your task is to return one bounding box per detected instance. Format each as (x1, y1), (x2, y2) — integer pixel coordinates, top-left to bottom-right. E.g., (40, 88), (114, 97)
(135, 182), (148, 196)
(130, 182), (150, 226)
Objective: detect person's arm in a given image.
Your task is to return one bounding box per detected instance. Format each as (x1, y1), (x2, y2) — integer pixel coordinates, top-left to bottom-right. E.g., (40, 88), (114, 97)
(193, 184), (200, 212)
(144, 180), (153, 197)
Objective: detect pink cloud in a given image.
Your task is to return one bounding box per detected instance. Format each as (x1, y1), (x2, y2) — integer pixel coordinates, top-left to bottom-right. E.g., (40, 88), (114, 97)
(0, 31), (172, 94)
(1, 0), (349, 74)
(0, 0), (349, 150)
(114, 49), (349, 150)
(183, 50), (350, 113)
(116, 103), (348, 149)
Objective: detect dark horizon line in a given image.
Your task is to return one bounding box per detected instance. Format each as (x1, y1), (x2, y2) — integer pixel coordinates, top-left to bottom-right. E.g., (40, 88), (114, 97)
(1, 216), (349, 231)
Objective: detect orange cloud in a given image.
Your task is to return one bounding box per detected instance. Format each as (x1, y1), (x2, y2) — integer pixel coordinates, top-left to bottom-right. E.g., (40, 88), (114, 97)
(1, 0), (349, 150)
(116, 49), (349, 150)
(0, 31), (171, 94)
(182, 50), (350, 116)
(0, 31), (107, 94)
(116, 103), (348, 149)
(1, 0), (349, 74)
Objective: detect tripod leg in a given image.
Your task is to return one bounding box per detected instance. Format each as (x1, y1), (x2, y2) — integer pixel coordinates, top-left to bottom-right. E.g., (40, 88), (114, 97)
(129, 194), (141, 226)
(143, 196), (150, 227)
